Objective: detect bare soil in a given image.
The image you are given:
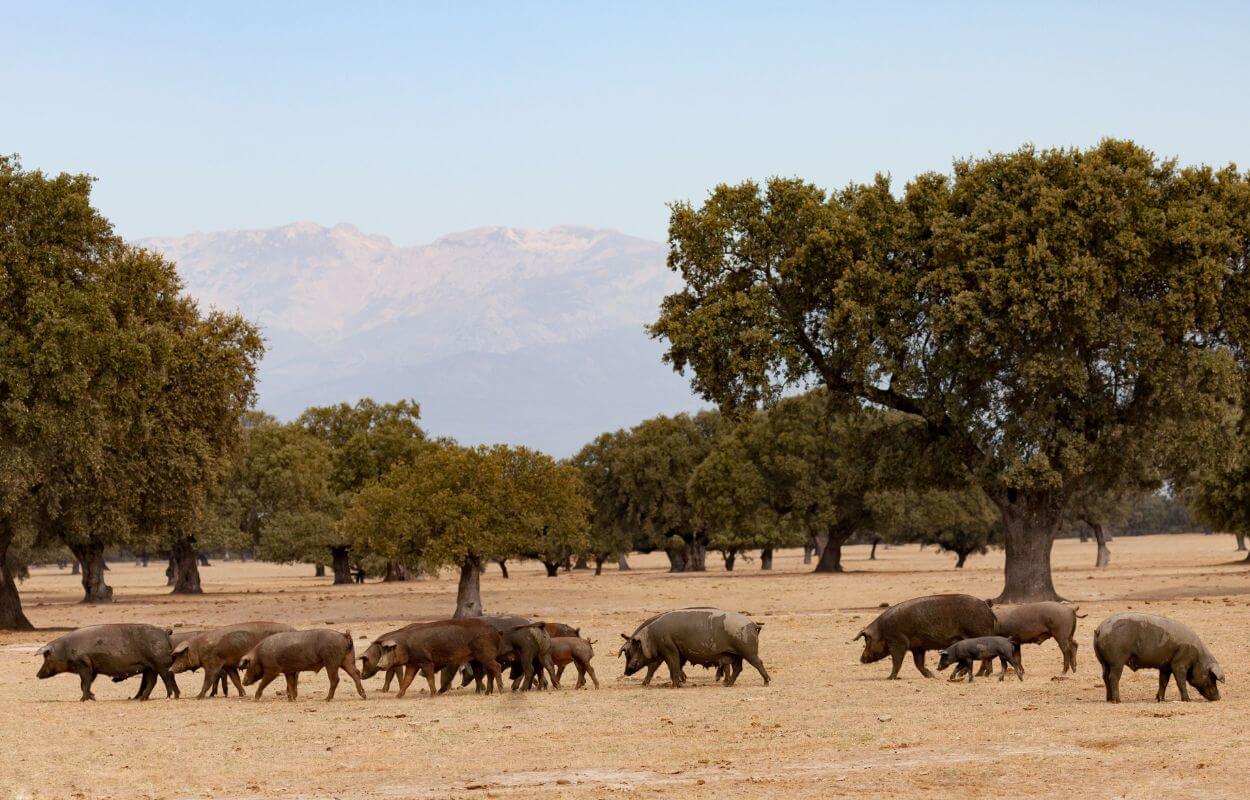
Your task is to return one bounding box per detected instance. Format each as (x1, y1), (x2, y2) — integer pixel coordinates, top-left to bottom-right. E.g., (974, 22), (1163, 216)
(4, 534), (1249, 799)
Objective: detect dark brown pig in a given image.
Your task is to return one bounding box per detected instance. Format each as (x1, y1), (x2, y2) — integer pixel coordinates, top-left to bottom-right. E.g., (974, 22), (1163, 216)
(372, 619), (504, 698)
(171, 621), (294, 698)
(1093, 612), (1225, 703)
(239, 629), (366, 702)
(854, 594), (996, 679)
(36, 623), (179, 701)
(937, 636), (1023, 682)
(358, 625), (408, 691)
(550, 637), (598, 689)
(544, 622), (580, 638)
(481, 616), (557, 691)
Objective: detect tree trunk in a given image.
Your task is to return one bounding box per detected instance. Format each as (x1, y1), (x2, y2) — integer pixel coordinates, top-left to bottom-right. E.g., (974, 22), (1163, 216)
(760, 547), (773, 571)
(543, 561), (560, 577)
(1236, 532), (1247, 552)
(1079, 529), (1089, 543)
(802, 536), (815, 564)
(170, 536), (203, 594)
(314, 562), (326, 578)
(683, 538), (708, 572)
(617, 553), (631, 571)
(1092, 523), (1111, 569)
(197, 552), (210, 567)
(383, 560), (408, 582)
(69, 541), (113, 603)
(72, 559), (81, 576)
(955, 550), (969, 568)
(666, 548), (686, 572)
(139, 551), (150, 567)
(994, 494), (1064, 603)
(594, 556), (606, 575)
(869, 537), (880, 560)
(165, 555), (174, 586)
(813, 526), (852, 574)
(722, 550), (737, 571)
(573, 555), (590, 570)
(496, 559), (509, 578)
(0, 519), (33, 630)
(454, 556), (483, 617)
(330, 546), (352, 585)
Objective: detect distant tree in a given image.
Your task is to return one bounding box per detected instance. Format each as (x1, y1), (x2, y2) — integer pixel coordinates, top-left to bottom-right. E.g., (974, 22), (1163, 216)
(501, 447), (590, 577)
(297, 399), (426, 581)
(571, 433), (637, 574)
(871, 489), (1000, 568)
(652, 141), (1249, 601)
(1188, 431), (1250, 561)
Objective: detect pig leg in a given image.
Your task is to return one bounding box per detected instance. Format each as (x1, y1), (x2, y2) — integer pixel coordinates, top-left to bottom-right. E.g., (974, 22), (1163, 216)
(542, 655), (558, 689)
(555, 663), (567, 688)
(976, 659), (993, 678)
(963, 659), (974, 683)
(157, 669), (179, 699)
(136, 669), (157, 700)
(421, 664), (438, 696)
(227, 667), (245, 697)
(396, 665), (419, 699)
(253, 672), (277, 701)
(326, 666), (340, 700)
(642, 662), (660, 686)
(663, 648), (684, 688)
(911, 649), (934, 679)
(887, 645), (908, 680)
(197, 664), (221, 699)
(338, 656), (364, 700)
(1105, 663), (1124, 703)
(381, 667), (397, 692)
(77, 666), (98, 701)
(1010, 654), (1024, 681)
(1156, 667), (1171, 701)
(1171, 661), (1191, 701)
(284, 671), (299, 702)
(726, 656), (743, 687)
(584, 661), (600, 689)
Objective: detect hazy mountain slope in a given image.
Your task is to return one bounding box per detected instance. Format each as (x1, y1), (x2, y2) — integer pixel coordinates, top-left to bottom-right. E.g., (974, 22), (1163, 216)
(140, 223), (704, 454)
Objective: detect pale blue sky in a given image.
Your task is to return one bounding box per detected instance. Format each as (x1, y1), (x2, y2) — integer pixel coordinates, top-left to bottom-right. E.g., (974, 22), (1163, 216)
(5, 1), (1249, 244)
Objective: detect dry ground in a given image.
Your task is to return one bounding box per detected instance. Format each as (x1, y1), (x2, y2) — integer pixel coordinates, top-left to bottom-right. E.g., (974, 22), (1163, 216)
(3, 534), (1249, 800)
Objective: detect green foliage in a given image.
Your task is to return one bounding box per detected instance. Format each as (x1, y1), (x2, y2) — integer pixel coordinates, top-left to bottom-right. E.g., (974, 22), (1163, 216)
(651, 141), (1250, 598)
(870, 488), (1000, 567)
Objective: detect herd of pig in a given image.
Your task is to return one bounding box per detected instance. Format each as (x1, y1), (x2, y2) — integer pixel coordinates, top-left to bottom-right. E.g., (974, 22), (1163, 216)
(32, 596), (1226, 705)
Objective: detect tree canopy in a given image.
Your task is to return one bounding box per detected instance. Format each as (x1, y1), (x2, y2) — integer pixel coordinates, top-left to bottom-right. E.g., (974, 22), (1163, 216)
(651, 140), (1250, 601)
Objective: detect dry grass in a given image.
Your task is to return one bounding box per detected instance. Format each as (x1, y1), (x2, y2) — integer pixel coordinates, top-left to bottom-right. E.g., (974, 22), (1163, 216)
(3, 533), (1249, 799)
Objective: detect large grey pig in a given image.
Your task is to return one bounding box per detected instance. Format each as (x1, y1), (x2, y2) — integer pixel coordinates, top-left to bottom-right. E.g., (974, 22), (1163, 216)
(36, 623), (179, 701)
(1093, 612), (1225, 703)
(239, 629), (366, 702)
(620, 608), (768, 687)
(854, 594), (996, 679)
(617, 606), (722, 686)
(113, 629), (210, 698)
(171, 621), (294, 698)
(976, 602), (1085, 676)
(371, 619), (505, 697)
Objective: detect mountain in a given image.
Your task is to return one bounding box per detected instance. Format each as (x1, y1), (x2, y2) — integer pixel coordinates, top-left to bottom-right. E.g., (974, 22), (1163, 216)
(139, 223), (705, 454)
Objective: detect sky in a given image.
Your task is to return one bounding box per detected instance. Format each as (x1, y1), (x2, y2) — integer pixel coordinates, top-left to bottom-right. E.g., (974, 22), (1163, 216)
(4, 1), (1250, 245)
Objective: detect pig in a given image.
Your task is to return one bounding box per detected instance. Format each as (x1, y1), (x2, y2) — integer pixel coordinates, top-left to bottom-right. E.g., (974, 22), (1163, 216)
(480, 615), (558, 691)
(544, 622), (581, 639)
(617, 607), (723, 686)
(550, 637), (599, 689)
(620, 608), (768, 688)
(357, 625), (409, 691)
(238, 629), (366, 702)
(854, 594), (997, 679)
(937, 636), (1023, 682)
(1093, 612), (1225, 703)
(372, 619), (504, 698)
(171, 621), (294, 698)
(976, 602), (1085, 676)
(36, 623), (179, 701)
(112, 630), (212, 698)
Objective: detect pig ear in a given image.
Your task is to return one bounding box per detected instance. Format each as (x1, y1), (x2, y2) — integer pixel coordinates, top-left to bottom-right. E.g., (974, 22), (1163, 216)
(850, 630), (866, 644)
(171, 642), (190, 656)
(381, 641), (398, 652)
(35, 645), (49, 657)
(620, 633), (629, 641)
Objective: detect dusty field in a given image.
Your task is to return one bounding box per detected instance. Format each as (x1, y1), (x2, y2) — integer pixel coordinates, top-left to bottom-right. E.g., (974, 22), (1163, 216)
(3, 534), (1249, 800)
